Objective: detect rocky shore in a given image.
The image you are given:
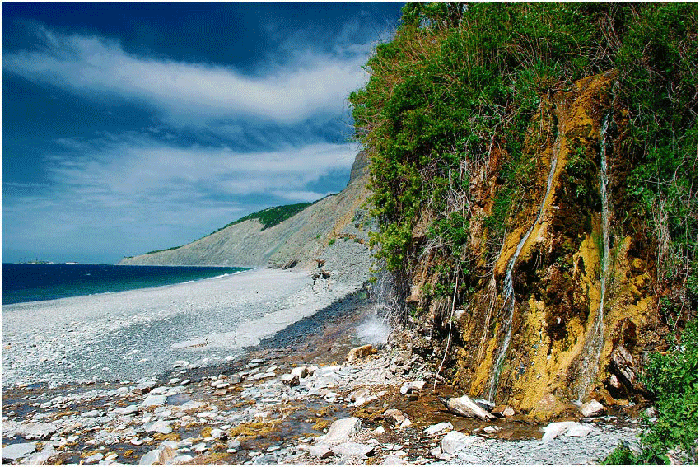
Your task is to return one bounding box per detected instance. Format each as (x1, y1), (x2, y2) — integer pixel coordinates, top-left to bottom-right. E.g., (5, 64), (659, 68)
(3, 283), (641, 465)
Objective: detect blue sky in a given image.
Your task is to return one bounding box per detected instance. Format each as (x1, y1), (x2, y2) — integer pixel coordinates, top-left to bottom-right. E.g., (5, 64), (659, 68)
(2, 2), (404, 264)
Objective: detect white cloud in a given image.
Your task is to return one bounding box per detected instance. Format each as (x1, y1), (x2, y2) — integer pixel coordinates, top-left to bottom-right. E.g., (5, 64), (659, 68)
(3, 134), (360, 259)
(4, 25), (372, 125)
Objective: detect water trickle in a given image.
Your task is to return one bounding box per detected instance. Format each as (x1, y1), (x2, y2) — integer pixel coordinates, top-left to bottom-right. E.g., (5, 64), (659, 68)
(575, 115), (611, 403)
(357, 270), (398, 346)
(487, 133), (562, 402)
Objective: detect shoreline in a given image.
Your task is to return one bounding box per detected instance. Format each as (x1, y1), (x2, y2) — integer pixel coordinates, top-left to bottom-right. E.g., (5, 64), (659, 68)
(2, 269), (641, 465)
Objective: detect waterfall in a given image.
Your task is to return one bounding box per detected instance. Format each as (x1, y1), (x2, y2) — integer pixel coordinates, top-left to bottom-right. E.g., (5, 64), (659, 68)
(575, 115), (611, 403)
(356, 269), (396, 346)
(487, 132), (562, 402)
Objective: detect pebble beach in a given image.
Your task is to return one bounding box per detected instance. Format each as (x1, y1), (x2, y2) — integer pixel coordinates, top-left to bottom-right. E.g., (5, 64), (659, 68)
(2, 267), (641, 465)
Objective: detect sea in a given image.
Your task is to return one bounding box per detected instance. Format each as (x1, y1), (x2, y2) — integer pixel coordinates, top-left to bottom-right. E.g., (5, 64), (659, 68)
(1, 263), (247, 305)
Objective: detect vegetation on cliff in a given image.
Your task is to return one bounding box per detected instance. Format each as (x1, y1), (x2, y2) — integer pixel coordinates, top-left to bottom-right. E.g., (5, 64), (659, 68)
(350, 1), (697, 459)
(350, 1), (696, 325)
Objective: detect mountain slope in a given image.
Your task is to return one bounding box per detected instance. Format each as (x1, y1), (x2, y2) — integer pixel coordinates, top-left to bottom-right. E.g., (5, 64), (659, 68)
(120, 152), (373, 276)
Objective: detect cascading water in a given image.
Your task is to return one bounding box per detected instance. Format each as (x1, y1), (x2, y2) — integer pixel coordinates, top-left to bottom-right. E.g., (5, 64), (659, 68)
(487, 132), (562, 402)
(575, 115), (611, 403)
(356, 270), (395, 346)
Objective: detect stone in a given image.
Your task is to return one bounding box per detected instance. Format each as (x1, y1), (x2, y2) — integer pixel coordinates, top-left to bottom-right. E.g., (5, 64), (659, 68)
(473, 398), (495, 412)
(399, 418), (412, 428)
(493, 405), (516, 417)
(15, 422), (57, 440)
(399, 380), (425, 395)
(441, 395), (495, 420)
(308, 444), (334, 459)
(564, 423), (595, 437)
(211, 428), (227, 440)
(1, 442), (36, 461)
(145, 420), (172, 434)
(347, 344), (376, 363)
(114, 404), (139, 415)
(541, 421), (577, 442)
(384, 408), (406, 424)
(84, 453), (104, 464)
(383, 454), (409, 464)
(291, 366), (309, 379)
(580, 399), (606, 418)
(332, 441), (376, 458)
(141, 394), (167, 407)
(441, 431), (476, 455)
(316, 417), (361, 446)
(281, 373), (300, 386)
(424, 422), (454, 436)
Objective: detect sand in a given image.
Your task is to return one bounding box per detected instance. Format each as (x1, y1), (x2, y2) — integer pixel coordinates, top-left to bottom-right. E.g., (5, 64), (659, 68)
(2, 267), (363, 387)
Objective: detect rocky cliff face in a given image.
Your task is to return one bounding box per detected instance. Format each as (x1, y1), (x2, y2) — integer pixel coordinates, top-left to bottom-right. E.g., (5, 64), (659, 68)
(120, 152), (373, 281)
(405, 71), (668, 418)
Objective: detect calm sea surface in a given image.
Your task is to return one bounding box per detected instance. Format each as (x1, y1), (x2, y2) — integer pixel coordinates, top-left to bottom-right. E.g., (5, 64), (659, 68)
(2, 263), (247, 305)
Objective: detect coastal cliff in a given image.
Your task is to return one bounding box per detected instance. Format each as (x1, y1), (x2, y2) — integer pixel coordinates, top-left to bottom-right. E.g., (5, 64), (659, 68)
(349, 0), (697, 429)
(120, 151), (373, 279)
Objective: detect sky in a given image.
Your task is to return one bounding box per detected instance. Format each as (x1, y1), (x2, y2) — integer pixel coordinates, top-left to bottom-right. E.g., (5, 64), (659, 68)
(2, 1), (404, 264)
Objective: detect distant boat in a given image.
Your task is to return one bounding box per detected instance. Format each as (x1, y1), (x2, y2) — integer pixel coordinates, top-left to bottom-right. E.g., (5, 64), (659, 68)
(65, 262), (78, 264)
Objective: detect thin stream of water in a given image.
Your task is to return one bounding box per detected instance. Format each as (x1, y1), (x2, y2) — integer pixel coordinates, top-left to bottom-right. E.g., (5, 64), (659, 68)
(575, 114), (611, 403)
(487, 130), (562, 402)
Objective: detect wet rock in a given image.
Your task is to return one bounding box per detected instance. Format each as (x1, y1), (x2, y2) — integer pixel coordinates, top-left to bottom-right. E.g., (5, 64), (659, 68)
(424, 422), (453, 436)
(316, 417), (361, 446)
(84, 452), (104, 464)
(399, 380), (425, 395)
(384, 408), (407, 425)
(1, 442), (36, 462)
(441, 395), (495, 420)
(492, 405), (516, 418)
(580, 400), (606, 418)
(474, 398), (495, 412)
(347, 344), (375, 363)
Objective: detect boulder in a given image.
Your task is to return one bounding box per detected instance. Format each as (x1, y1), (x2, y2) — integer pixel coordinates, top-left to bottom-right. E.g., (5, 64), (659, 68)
(347, 344), (376, 363)
(541, 421), (577, 443)
(424, 422), (454, 436)
(399, 380), (425, 395)
(332, 441), (376, 458)
(441, 395), (495, 420)
(316, 417), (361, 446)
(281, 373), (300, 387)
(291, 366), (309, 379)
(384, 408), (407, 424)
(441, 431), (476, 455)
(580, 399), (606, 418)
(1, 442), (36, 462)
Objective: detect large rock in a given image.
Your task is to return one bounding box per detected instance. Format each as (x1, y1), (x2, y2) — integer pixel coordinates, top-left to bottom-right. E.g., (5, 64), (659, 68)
(441, 431), (477, 455)
(332, 442), (376, 458)
(424, 422), (454, 436)
(441, 395), (495, 420)
(580, 399), (606, 418)
(347, 344), (376, 363)
(2, 442), (36, 462)
(316, 417), (362, 446)
(399, 380), (425, 395)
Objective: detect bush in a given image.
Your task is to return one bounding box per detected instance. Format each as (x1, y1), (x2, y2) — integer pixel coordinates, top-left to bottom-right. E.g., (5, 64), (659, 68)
(603, 324), (698, 464)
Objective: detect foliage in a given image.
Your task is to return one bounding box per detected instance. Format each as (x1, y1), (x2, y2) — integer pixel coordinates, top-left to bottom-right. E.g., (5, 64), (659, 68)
(603, 325), (698, 464)
(350, 2), (697, 316)
(143, 202), (314, 256)
(214, 202), (313, 232)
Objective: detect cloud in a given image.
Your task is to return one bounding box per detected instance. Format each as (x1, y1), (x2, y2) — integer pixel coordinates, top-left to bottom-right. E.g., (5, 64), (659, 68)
(3, 133), (360, 259)
(3, 24), (372, 125)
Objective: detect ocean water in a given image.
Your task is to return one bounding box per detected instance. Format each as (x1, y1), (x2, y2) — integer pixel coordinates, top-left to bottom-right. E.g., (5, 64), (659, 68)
(2, 263), (247, 305)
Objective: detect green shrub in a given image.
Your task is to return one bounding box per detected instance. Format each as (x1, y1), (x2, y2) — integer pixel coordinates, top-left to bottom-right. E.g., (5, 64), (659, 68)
(603, 324), (698, 464)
